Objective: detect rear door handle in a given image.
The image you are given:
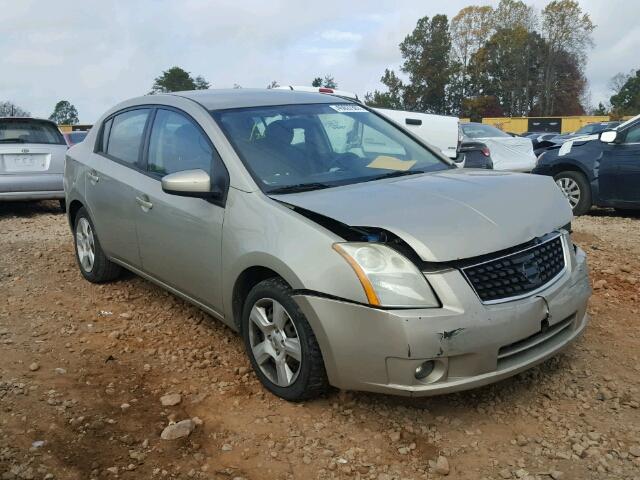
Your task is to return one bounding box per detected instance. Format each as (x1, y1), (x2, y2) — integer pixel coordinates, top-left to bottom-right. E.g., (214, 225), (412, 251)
(87, 170), (99, 183)
(135, 195), (153, 211)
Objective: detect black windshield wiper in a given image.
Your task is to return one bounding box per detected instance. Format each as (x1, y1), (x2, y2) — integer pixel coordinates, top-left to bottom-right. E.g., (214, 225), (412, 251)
(0, 138), (25, 143)
(267, 183), (332, 194)
(366, 169), (425, 182)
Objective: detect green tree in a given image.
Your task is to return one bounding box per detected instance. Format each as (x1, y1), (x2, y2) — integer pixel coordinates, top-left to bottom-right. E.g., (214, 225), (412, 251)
(194, 75), (210, 90)
(610, 69), (640, 115)
(399, 14), (453, 114)
(266, 80), (280, 89)
(49, 100), (79, 125)
(364, 69), (405, 109)
(311, 75), (338, 88)
(469, 27), (546, 117)
(151, 67), (210, 93)
(0, 101), (30, 117)
(593, 102), (608, 115)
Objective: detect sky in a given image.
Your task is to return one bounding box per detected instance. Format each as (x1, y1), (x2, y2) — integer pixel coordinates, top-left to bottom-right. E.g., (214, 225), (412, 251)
(1, 0), (638, 123)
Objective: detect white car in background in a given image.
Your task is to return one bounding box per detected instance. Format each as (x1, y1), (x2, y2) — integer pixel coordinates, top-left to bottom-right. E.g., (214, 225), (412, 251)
(374, 109), (459, 160)
(276, 86), (460, 161)
(461, 122), (536, 172)
(0, 117), (68, 209)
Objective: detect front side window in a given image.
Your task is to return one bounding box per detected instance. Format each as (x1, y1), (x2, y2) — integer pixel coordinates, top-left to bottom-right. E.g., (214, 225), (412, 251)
(106, 109), (150, 165)
(212, 103), (450, 193)
(147, 109), (213, 175)
(625, 123), (640, 143)
(0, 119), (66, 145)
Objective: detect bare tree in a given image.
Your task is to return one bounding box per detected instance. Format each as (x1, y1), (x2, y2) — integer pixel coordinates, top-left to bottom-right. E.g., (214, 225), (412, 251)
(0, 101), (30, 117)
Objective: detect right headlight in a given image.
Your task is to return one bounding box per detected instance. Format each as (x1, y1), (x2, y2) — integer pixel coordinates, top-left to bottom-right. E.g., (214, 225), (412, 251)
(333, 242), (439, 308)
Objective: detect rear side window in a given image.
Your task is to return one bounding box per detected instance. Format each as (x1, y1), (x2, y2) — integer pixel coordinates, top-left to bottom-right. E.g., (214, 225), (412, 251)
(0, 119), (66, 145)
(147, 109), (213, 175)
(104, 109), (150, 165)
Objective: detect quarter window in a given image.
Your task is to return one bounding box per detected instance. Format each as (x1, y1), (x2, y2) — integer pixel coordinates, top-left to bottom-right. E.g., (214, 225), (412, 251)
(105, 109), (150, 165)
(147, 109), (213, 176)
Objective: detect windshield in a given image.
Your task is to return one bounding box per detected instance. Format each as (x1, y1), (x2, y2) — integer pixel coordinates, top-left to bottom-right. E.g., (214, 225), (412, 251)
(0, 119), (66, 145)
(462, 123), (510, 139)
(211, 103), (451, 193)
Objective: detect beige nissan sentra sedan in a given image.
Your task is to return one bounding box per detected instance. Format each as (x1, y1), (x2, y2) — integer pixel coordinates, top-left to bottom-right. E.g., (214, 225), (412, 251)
(64, 89), (591, 401)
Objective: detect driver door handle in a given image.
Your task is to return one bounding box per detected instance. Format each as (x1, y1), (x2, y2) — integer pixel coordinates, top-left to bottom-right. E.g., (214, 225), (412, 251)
(135, 195), (153, 211)
(87, 170), (99, 183)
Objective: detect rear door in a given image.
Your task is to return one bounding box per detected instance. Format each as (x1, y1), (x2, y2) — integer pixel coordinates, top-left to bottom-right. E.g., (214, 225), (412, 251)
(599, 122), (640, 205)
(86, 108), (151, 267)
(134, 107), (226, 313)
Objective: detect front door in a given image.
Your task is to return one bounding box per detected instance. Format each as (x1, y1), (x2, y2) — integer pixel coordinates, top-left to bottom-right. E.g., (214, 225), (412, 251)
(599, 121), (640, 205)
(86, 108), (151, 267)
(134, 108), (226, 313)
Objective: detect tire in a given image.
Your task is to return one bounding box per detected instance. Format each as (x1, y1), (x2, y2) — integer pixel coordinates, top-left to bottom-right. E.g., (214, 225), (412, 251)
(241, 277), (329, 401)
(73, 207), (121, 283)
(553, 171), (591, 216)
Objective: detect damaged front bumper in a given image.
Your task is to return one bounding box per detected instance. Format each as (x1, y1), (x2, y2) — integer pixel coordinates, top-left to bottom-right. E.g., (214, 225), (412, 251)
(293, 245), (590, 397)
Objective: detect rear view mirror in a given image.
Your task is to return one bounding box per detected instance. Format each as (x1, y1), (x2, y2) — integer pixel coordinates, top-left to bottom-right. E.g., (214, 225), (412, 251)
(599, 130), (618, 143)
(161, 169), (212, 198)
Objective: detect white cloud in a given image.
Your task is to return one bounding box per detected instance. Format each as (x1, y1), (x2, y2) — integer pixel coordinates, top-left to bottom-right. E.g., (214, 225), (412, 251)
(0, 0), (637, 122)
(320, 30), (363, 42)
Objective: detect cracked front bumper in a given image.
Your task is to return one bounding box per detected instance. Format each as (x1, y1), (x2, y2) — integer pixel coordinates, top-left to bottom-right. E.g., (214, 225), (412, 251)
(294, 245), (590, 397)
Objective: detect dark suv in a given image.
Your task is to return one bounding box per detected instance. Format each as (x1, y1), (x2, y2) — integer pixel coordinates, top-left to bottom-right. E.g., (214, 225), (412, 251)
(533, 115), (640, 215)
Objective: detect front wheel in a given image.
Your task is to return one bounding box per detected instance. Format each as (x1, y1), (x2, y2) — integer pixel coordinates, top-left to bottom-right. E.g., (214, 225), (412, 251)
(554, 171), (591, 216)
(241, 278), (329, 401)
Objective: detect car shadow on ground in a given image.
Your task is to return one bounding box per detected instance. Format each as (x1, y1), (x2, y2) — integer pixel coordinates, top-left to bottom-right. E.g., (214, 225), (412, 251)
(587, 207), (640, 218)
(0, 200), (64, 219)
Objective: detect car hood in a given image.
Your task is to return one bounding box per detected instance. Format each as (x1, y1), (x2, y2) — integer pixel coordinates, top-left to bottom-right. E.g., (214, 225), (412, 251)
(271, 169), (572, 262)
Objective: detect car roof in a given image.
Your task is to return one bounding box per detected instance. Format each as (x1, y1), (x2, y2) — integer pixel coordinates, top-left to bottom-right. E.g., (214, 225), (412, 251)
(169, 88), (352, 110)
(0, 117), (57, 124)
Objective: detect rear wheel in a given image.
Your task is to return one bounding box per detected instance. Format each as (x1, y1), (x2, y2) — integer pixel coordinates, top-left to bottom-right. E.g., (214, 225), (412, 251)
(73, 207), (121, 283)
(241, 278), (329, 401)
(554, 171), (591, 216)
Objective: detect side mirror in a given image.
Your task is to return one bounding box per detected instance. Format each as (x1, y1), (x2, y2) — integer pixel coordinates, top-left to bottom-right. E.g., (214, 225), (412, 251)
(599, 130), (618, 143)
(161, 169), (213, 198)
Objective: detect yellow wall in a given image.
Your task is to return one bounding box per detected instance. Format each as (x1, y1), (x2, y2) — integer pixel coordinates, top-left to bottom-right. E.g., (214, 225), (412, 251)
(481, 116), (615, 134)
(58, 124), (92, 132)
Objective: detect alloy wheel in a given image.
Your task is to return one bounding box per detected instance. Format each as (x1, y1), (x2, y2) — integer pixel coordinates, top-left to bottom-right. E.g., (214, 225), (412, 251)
(248, 298), (302, 387)
(555, 177), (581, 208)
(75, 217), (95, 273)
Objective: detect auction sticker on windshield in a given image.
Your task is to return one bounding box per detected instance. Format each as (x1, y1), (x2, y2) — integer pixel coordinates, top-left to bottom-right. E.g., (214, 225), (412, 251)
(329, 104), (367, 113)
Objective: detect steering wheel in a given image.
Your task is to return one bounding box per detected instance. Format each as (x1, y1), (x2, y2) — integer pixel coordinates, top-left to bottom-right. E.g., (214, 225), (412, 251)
(328, 152), (366, 171)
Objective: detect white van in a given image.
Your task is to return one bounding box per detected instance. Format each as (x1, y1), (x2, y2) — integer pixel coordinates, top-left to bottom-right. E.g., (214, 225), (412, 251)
(275, 86), (460, 160)
(374, 109), (460, 160)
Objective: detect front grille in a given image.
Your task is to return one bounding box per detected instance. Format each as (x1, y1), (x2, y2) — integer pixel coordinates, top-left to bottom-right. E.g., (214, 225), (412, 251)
(462, 234), (566, 303)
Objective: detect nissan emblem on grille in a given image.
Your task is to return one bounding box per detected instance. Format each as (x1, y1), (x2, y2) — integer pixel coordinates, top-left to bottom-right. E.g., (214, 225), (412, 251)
(461, 234), (566, 303)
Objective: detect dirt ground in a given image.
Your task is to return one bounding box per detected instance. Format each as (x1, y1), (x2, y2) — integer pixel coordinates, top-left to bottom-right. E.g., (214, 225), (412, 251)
(1, 201), (639, 480)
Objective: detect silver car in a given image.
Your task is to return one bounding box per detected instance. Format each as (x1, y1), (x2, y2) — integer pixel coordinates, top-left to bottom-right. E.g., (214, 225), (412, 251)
(64, 89), (591, 401)
(0, 117), (68, 208)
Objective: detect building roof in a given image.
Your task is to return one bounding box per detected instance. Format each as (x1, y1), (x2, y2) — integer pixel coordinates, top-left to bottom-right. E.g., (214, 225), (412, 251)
(167, 88), (353, 110)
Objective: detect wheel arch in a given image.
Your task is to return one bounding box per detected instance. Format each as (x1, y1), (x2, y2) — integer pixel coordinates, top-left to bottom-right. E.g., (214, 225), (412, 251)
(230, 264), (296, 332)
(67, 199), (85, 230)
